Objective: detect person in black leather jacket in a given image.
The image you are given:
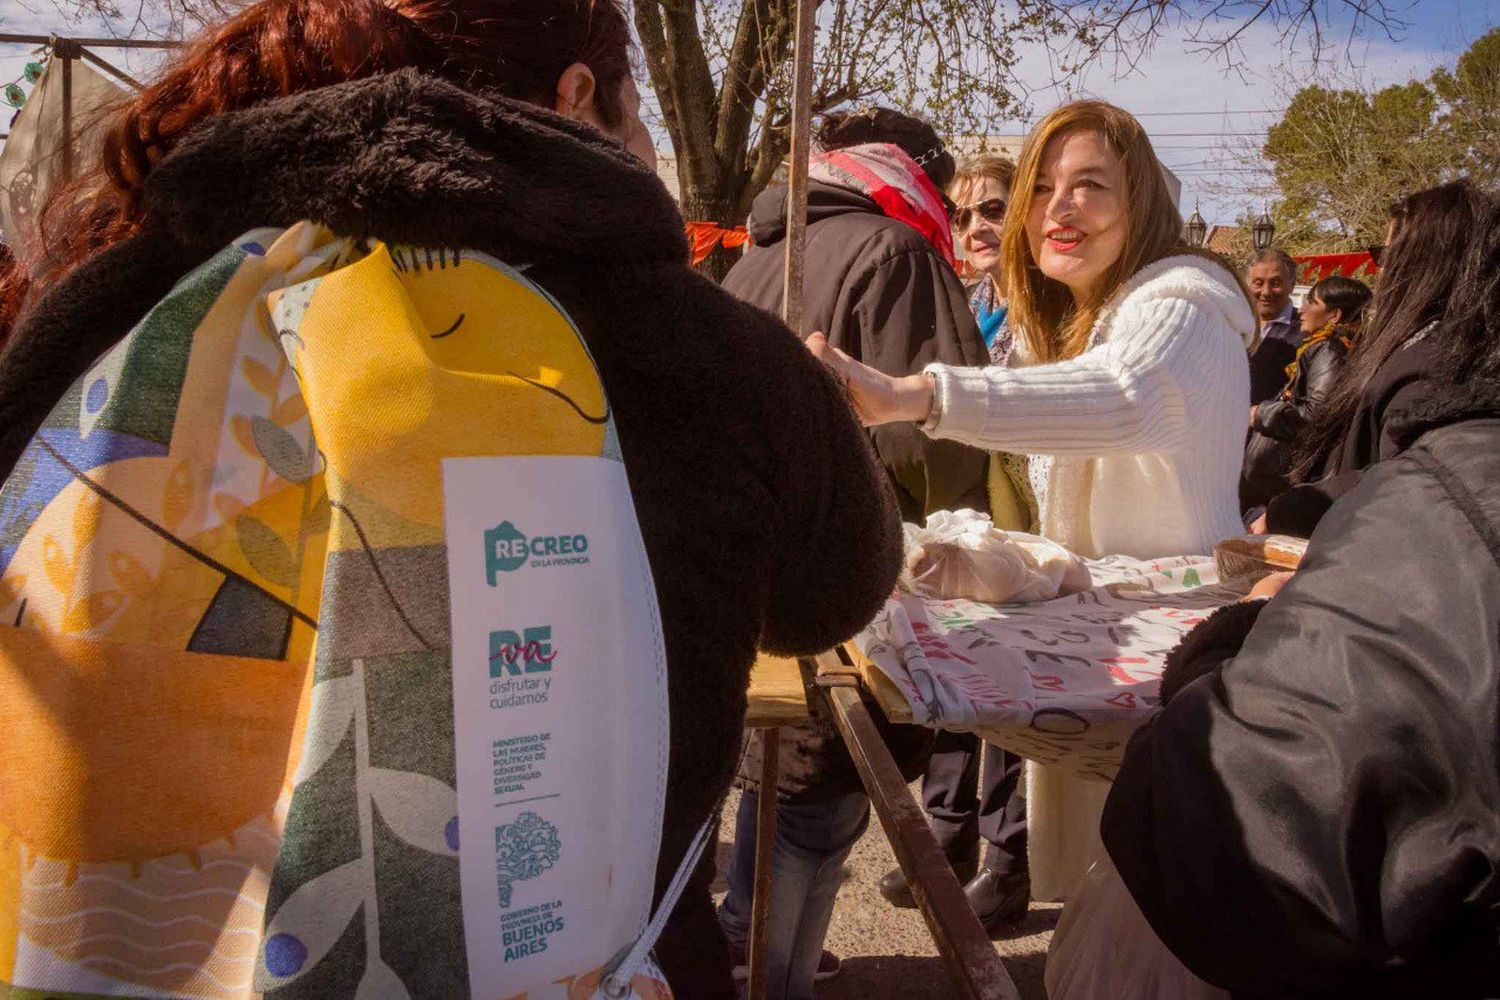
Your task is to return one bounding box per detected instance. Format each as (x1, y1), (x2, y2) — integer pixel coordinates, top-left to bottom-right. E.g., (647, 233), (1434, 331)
(1102, 195), (1500, 1000)
(1106, 377), (1500, 999)
(1240, 276), (1371, 517)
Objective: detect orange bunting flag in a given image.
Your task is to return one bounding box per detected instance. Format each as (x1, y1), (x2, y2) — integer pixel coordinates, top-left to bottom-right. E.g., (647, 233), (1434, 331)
(685, 222), (750, 266)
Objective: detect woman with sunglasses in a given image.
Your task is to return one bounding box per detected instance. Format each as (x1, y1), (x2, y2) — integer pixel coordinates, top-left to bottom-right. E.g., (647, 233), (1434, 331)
(952, 156), (1017, 366)
(879, 153), (1037, 935)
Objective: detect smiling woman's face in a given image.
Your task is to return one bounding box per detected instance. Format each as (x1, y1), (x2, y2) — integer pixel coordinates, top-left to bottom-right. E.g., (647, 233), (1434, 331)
(951, 175), (1009, 277)
(1026, 129), (1129, 300)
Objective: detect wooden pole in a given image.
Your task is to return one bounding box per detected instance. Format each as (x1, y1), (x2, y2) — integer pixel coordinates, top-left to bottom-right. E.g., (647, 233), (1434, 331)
(748, 7), (815, 995)
(57, 41), (73, 185)
(779, 0), (817, 334)
(820, 679), (1020, 1000)
(78, 47), (144, 90)
(746, 728), (781, 1000)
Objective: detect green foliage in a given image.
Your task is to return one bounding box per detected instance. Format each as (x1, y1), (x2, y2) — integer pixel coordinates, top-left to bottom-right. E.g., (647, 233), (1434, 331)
(1432, 27), (1500, 188)
(1262, 28), (1500, 252)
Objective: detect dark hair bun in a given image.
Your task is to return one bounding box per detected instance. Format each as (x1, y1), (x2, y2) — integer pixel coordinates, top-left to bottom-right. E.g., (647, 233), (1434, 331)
(817, 107), (954, 190)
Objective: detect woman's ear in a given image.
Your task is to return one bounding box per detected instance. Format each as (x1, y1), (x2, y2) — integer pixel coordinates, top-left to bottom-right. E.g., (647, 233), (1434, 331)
(1328, 307), (1344, 326)
(555, 63), (601, 126)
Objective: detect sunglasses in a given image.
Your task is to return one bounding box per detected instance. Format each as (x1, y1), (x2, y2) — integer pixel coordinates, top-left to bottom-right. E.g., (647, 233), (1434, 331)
(951, 197), (1007, 231)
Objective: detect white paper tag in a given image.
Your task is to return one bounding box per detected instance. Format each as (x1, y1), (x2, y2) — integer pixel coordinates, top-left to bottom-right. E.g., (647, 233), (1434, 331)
(442, 456), (670, 995)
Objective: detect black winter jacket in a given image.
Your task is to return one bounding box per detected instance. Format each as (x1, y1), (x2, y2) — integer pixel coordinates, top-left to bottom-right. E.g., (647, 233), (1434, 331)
(0, 72), (903, 998)
(1239, 331), (1350, 513)
(723, 180), (991, 521)
(1247, 311), (1300, 404)
(1104, 379), (1500, 999)
(1265, 334), (1441, 536)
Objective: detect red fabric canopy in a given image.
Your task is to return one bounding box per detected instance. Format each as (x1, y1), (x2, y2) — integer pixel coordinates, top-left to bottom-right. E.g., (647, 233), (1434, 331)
(1293, 252), (1378, 283)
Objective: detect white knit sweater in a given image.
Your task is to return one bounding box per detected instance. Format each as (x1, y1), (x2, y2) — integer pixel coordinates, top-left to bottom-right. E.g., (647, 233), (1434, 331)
(923, 255), (1254, 559)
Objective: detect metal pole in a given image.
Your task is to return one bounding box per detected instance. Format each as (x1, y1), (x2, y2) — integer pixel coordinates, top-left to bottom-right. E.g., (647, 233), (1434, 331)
(0, 33), (182, 48)
(779, 0), (817, 334)
(747, 727), (780, 1000)
(78, 47), (144, 90)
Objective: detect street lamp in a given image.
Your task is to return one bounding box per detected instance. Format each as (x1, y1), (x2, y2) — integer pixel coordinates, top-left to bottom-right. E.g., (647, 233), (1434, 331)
(1252, 205), (1276, 251)
(1184, 203), (1207, 248)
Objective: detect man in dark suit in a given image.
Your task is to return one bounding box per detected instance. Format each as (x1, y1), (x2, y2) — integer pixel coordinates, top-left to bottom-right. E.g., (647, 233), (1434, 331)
(1246, 247), (1303, 404)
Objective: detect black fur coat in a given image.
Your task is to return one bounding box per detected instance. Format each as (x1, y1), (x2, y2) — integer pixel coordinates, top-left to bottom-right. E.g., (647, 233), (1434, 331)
(0, 70), (903, 996)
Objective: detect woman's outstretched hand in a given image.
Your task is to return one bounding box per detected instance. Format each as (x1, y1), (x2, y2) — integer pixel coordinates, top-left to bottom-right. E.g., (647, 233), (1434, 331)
(806, 332), (935, 427)
(1247, 571), (1293, 601)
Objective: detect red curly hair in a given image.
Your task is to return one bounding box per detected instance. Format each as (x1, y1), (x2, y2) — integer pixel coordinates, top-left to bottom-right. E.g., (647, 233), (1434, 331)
(0, 0), (632, 337)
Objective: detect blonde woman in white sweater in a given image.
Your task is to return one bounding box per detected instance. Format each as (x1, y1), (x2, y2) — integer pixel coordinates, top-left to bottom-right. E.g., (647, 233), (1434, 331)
(811, 100), (1255, 904)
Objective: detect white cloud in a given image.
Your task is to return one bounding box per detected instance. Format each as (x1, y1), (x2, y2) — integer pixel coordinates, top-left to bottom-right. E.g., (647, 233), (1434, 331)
(990, 13), (1464, 226)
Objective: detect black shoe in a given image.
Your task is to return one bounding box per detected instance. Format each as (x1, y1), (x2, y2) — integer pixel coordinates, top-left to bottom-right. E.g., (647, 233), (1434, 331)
(878, 852), (979, 909)
(963, 868), (1030, 936)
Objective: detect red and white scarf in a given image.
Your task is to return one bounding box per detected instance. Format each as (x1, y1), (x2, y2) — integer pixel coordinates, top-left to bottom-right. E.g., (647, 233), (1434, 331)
(809, 143), (955, 267)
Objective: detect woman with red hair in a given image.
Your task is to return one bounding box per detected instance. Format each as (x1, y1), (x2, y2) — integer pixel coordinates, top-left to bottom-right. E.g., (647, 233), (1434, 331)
(0, 1), (901, 997)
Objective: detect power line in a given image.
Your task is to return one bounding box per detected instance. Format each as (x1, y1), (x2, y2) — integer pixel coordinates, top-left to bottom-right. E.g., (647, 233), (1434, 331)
(1145, 131), (1273, 137)
(1130, 108), (1282, 117)
(1162, 158), (1268, 167)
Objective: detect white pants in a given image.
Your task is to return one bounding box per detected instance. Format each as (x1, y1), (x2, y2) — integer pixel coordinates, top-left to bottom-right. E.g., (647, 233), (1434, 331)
(1025, 762), (1111, 903)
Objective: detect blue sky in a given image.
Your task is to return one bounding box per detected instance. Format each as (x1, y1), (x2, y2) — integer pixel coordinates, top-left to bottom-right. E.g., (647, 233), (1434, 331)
(0, 0), (1493, 227)
(999, 1), (1499, 225)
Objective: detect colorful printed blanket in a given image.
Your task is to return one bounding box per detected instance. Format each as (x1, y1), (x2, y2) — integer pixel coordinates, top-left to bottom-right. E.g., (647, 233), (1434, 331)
(853, 556), (1240, 781)
(0, 223), (671, 998)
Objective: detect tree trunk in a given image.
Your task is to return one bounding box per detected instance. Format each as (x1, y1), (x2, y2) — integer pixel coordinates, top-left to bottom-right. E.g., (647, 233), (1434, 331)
(682, 191), (745, 284)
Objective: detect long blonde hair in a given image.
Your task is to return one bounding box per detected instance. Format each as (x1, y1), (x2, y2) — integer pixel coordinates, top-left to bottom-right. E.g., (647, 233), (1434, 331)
(1001, 100), (1227, 363)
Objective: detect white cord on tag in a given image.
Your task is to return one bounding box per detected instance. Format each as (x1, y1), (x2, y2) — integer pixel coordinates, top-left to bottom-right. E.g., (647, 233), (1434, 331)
(600, 812), (717, 997)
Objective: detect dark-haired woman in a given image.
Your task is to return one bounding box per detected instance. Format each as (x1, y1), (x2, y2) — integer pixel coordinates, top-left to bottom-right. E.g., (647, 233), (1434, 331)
(1240, 275), (1372, 518)
(717, 107), (985, 1000)
(1102, 189), (1500, 1000)
(0, 1), (902, 997)
(1261, 181), (1498, 537)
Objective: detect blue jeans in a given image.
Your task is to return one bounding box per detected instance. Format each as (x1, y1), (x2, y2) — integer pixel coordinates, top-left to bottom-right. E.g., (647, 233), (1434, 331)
(718, 789), (871, 1000)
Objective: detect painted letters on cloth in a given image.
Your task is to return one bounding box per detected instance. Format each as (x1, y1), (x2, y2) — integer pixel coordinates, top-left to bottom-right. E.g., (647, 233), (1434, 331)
(0, 222), (671, 998)
(853, 556), (1238, 781)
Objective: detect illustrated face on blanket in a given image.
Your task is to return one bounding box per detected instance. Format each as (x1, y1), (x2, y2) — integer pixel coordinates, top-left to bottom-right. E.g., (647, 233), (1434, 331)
(281, 242), (609, 534)
(0, 222), (669, 998)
